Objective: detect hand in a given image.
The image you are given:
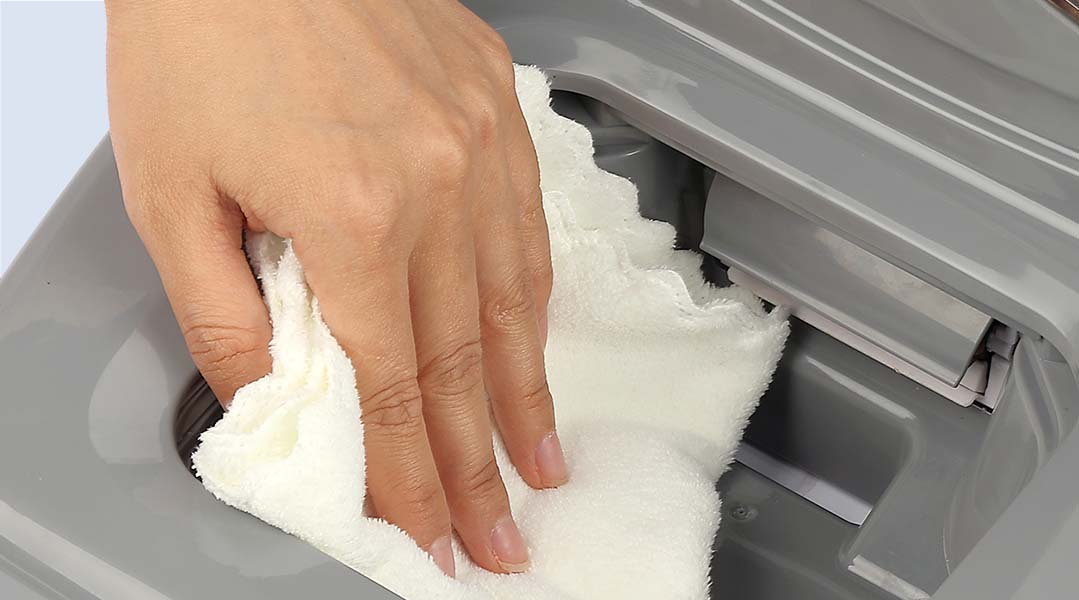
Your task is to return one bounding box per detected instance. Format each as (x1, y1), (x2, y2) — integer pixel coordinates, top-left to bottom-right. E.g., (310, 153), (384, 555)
(105, 0), (565, 576)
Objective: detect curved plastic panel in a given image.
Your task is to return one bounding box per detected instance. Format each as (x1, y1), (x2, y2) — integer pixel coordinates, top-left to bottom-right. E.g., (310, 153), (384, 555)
(0, 140), (398, 600)
(703, 176), (991, 388)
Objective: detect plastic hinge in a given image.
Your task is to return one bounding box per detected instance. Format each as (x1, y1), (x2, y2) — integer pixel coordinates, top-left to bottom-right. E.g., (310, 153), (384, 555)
(729, 267), (1017, 409)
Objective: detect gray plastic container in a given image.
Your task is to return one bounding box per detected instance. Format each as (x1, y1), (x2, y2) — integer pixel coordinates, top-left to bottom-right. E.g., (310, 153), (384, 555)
(548, 88), (1076, 599)
(3, 1), (1079, 599)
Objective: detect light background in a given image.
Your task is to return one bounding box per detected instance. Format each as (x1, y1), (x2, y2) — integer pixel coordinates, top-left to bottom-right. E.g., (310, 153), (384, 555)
(1, 0), (109, 274)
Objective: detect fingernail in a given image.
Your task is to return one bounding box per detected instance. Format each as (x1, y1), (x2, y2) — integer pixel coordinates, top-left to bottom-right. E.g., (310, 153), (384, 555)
(535, 431), (568, 487)
(429, 535), (456, 578)
(490, 517), (530, 573)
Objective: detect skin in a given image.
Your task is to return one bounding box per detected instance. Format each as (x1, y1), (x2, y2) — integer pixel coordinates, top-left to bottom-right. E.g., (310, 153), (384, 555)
(104, 0), (566, 577)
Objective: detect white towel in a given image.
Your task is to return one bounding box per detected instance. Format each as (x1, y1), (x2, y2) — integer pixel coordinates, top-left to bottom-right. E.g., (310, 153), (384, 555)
(192, 65), (789, 600)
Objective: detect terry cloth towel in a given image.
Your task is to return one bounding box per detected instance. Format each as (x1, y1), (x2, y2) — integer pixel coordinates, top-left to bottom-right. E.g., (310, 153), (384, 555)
(192, 65), (789, 600)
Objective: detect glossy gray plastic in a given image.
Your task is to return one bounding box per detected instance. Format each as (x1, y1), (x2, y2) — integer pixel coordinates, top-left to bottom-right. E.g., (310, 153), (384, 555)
(702, 176), (992, 388)
(714, 464), (893, 600)
(737, 321), (988, 597)
(551, 96), (1058, 595)
(467, 0), (1079, 359)
(0, 141), (398, 600)
(4, 0), (1079, 598)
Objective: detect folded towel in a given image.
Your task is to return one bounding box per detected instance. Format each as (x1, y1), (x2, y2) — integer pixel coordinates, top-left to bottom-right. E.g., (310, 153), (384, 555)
(192, 65), (789, 600)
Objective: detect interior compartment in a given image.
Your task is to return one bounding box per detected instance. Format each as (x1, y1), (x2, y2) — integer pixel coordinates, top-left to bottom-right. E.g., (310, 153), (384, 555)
(713, 464), (892, 600)
(175, 91), (1079, 600)
(544, 91), (1079, 599)
(717, 319), (987, 599)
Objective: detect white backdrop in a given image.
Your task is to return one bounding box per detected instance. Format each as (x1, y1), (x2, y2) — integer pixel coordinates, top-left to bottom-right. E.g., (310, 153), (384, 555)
(1, 0), (109, 274)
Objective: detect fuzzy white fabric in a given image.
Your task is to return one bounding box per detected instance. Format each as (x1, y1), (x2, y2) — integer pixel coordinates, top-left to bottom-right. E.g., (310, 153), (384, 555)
(192, 65), (789, 600)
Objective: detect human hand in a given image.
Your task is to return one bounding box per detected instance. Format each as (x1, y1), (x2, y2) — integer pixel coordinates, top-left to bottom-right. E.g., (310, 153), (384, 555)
(105, 0), (564, 577)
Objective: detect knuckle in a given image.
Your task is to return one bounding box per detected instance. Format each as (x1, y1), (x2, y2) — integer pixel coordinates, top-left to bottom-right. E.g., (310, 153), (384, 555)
(519, 192), (547, 231)
(183, 319), (268, 384)
(333, 172), (409, 245)
(481, 272), (535, 331)
(470, 23), (516, 93)
(489, 59), (517, 92)
(392, 475), (446, 532)
(425, 127), (471, 190)
(519, 202), (554, 301)
(457, 455), (505, 504)
(515, 378), (554, 420)
(477, 27), (513, 70)
(418, 338), (485, 402)
(532, 258), (554, 304)
(122, 177), (210, 247)
(464, 86), (502, 148)
(362, 375), (425, 432)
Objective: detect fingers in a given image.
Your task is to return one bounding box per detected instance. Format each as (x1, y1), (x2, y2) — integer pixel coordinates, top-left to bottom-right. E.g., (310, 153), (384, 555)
(410, 220), (527, 574)
(446, 7), (552, 345)
(504, 105), (553, 347)
(296, 233), (454, 576)
(473, 159), (567, 492)
(128, 187), (272, 407)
